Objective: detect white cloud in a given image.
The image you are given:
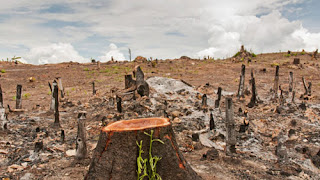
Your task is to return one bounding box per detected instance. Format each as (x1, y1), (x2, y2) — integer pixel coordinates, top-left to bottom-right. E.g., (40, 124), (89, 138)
(99, 43), (126, 61)
(24, 43), (86, 64)
(0, 0), (319, 62)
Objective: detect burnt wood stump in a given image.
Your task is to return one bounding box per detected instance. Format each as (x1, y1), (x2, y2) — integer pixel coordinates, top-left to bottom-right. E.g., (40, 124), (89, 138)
(86, 118), (201, 180)
(237, 64), (246, 98)
(215, 87), (222, 108)
(16, 84), (22, 109)
(273, 65), (280, 99)
(293, 58), (300, 64)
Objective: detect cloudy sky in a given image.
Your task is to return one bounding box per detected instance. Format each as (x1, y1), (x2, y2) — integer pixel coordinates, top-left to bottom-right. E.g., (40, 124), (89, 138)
(0, 0), (319, 64)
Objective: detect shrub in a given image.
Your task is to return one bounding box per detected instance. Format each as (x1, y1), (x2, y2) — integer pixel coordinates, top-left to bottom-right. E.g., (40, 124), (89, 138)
(0, 69), (6, 73)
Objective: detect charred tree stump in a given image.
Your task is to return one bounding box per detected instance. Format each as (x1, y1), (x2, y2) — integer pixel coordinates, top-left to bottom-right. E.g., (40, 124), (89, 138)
(225, 98), (236, 154)
(293, 58), (300, 65)
(125, 74), (136, 89)
(116, 95), (122, 113)
(48, 82), (52, 94)
(308, 82), (312, 96)
(237, 64), (245, 98)
(16, 84), (22, 109)
(0, 84), (3, 108)
(289, 72), (293, 92)
(86, 118), (201, 180)
(108, 97), (114, 108)
(210, 112), (215, 131)
(135, 66), (149, 97)
(53, 83), (60, 127)
(292, 91), (296, 104)
(215, 87), (222, 108)
(247, 70), (257, 108)
(50, 80), (57, 111)
(0, 107), (7, 130)
(92, 81), (96, 95)
(302, 77), (308, 95)
(76, 112), (87, 160)
(61, 129), (65, 143)
(201, 94), (207, 108)
(56, 77), (65, 98)
(273, 65), (280, 99)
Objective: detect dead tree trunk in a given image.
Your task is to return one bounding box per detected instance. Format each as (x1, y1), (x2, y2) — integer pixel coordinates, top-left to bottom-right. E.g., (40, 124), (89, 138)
(225, 98), (236, 154)
(237, 64), (245, 98)
(48, 82), (52, 93)
(302, 77), (308, 95)
(50, 81), (57, 111)
(97, 61), (101, 70)
(53, 83), (60, 127)
(273, 65), (280, 99)
(92, 81), (96, 95)
(0, 107), (7, 130)
(308, 82), (312, 96)
(201, 94), (207, 108)
(116, 95), (122, 113)
(247, 70), (257, 108)
(61, 129), (65, 143)
(76, 112), (87, 160)
(16, 84), (22, 109)
(125, 74), (136, 89)
(86, 118), (201, 180)
(289, 72), (293, 92)
(210, 112), (215, 131)
(135, 66), (149, 97)
(215, 87), (222, 108)
(56, 77), (65, 98)
(128, 48), (132, 61)
(0, 84), (3, 108)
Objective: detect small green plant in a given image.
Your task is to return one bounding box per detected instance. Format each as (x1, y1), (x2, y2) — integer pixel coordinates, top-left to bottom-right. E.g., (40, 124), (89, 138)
(233, 52), (241, 57)
(136, 130), (164, 180)
(301, 52), (306, 55)
(0, 69), (6, 73)
(271, 62), (279, 67)
(83, 68), (89, 71)
(12, 96), (16, 100)
(84, 90), (87, 95)
(284, 54), (291, 57)
(71, 87), (76, 91)
(251, 53), (257, 57)
(23, 93), (31, 99)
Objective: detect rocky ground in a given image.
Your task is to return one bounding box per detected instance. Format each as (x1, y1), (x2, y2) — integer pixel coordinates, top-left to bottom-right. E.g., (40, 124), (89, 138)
(0, 51), (320, 179)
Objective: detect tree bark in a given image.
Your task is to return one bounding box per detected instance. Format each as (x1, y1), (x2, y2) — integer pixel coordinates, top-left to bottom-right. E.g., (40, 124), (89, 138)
(247, 70), (257, 108)
(50, 81), (57, 111)
(225, 98), (236, 154)
(215, 87), (222, 108)
(273, 65), (279, 99)
(92, 81), (96, 95)
(53, 83), (60, 127)
(0, 84), (3, 108)
(76, 112), (87, 160)
(237, 64), (245, 98)
(302, 77), (308, 95)
(289, 72), (293, 92)
(125, 74), (136, 89)
(16, 84), (22, 109)
(56, 77), (65, 98)
(135, 66), (149, 97)
(86, 118), (201, 180)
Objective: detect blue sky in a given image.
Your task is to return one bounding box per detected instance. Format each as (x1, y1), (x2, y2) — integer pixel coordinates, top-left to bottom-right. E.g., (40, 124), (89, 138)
(0, 0), (319, 64)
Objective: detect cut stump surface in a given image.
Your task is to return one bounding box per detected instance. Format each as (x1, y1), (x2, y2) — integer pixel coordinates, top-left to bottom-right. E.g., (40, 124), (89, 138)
(86, 118), (202, 180)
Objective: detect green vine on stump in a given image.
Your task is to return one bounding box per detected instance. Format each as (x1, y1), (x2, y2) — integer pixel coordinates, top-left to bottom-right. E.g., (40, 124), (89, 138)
(136, 130), (164, 180)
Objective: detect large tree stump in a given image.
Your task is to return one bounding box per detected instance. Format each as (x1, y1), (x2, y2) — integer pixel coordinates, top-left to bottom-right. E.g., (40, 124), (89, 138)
(86, 118), (201, 180)
(215, 87), (222, 108)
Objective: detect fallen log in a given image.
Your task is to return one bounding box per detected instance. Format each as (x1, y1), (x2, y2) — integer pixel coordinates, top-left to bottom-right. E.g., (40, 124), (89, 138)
(86, 117), (201, 180)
